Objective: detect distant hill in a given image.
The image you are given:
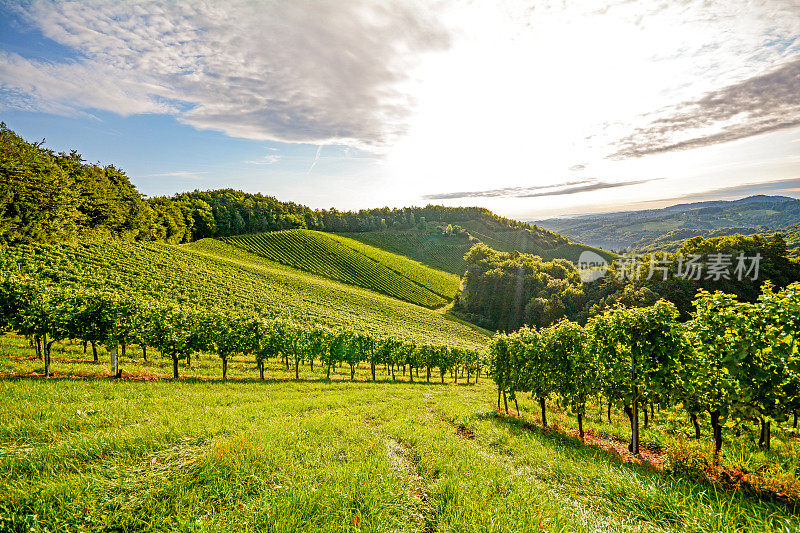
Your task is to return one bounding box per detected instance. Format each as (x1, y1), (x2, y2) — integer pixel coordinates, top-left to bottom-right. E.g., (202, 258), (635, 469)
(341, 224), (615, 278)
(226, 230), (460, 308)
(534, 195), (800, 251)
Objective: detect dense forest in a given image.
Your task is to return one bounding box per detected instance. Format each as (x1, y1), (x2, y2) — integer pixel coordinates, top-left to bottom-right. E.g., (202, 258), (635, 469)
(0, 124), (564, 247)
(457, 233), (800, 331)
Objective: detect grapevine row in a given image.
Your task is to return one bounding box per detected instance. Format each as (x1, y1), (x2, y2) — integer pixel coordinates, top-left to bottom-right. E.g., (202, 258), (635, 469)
(490, 283), (800, 455)
(0, 276), (485, 384)
(226, 230), (450, 308)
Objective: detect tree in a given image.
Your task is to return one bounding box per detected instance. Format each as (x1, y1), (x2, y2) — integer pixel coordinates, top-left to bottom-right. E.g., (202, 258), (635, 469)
(305, 325), (330, 375)
(354, 334), (379, 381)
(102, 294), (145, 377)
(763, 283), (800, 435)
(342, 332), (361, 380)
(458, 244), (584, 331)
(736, 282), (799, 450)
(489, 335), (512, 412)
(378, 338), (400, 380)
(518, 327), (553, 427)
(324, 331), (349, 380)
(247, 318), (281, 380)
(400, 342), (418, 382)
(284, 322), (307, 381)
(5, 279), (74, 377)
(687, 290), (754, 456)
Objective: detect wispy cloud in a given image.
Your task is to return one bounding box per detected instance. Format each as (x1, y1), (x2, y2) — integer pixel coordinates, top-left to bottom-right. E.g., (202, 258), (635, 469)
(307, 145), (323, 174)
(611, 57), (800, 159)
(422, 178), (659, 200)
(0, 0), (450, 148)
(245, 155), (281, 165)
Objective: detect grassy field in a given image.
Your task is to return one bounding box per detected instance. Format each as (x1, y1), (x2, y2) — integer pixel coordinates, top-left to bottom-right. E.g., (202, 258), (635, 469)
(338, 232), (474, 276)
(457, 220), (617, 264)
(1, 336), (798, 532)
(225, 230), (460, 308)
(339, 228), (617, 278)
(2, 239), (487, 350)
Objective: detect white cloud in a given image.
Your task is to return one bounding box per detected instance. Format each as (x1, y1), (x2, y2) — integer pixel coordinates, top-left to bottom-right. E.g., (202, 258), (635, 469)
(2, 0), (799, 217)
(386, 0), (800, 208)
(245, 155), (281, 165)
(0, 0), (450, 148)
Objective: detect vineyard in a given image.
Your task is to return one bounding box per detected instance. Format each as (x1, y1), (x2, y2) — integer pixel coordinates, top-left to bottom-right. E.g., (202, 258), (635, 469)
(225, 230), (459, 308)
(0, 275), (483, 382)
(3, 242), (800, 529)
(340, 226), (617, 276)
(491, 283), (800, 460)
(0, 239), (488, 349)
(2, 214), (800, 531)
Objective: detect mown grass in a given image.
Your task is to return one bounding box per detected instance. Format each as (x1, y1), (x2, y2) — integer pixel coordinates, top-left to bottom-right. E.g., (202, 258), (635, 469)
(1, 337), (798, 532)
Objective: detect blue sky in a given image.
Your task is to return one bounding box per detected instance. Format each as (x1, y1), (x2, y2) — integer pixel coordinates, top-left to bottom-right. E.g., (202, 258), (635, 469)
(1, 1), (799, 218)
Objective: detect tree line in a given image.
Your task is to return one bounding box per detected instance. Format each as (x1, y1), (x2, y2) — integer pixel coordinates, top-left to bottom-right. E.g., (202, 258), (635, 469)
(490, 282), (800, 455)
(0, 276), (484, 383)
(459, 233), (799, 332)
(1, 123), (567, 247)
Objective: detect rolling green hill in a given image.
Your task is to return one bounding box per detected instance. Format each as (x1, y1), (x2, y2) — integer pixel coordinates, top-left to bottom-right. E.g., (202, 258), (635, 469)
(460, 220), (616, 262)
(341, 226), (616, 277)
(225, 230), (460, 308)
(339, 231), (473, 275)
(2, 239), (488, 349)
(536, 195), (800, 251)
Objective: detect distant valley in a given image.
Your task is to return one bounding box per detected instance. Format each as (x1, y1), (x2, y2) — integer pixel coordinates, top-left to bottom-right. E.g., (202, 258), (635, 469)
(534, 195), (800, 255)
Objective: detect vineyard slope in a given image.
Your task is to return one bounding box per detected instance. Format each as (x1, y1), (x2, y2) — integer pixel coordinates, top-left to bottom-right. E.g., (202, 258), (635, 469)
(225, 230), (461, 307)
(3, 239), (488, 349)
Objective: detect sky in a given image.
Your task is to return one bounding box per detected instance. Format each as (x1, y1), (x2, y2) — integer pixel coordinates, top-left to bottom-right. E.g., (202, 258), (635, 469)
(1, 0), (799, 219)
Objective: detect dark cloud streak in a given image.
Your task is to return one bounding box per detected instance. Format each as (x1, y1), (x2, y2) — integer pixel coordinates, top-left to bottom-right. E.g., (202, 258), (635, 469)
(423, 178), (658, 200)
(611, 57), (800, 159)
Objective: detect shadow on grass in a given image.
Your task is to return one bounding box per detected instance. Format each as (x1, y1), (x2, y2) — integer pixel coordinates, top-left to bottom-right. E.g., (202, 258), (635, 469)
(481, 409), (800, 512)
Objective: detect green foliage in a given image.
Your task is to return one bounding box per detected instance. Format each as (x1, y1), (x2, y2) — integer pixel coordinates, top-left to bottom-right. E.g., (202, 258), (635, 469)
(3, 123), (604, 264)
(491, 283), (800, 456)
(457, 243), (585, 331)
(0, 276), (484, 384)
(340, 230), (481, 275)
